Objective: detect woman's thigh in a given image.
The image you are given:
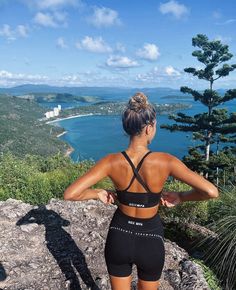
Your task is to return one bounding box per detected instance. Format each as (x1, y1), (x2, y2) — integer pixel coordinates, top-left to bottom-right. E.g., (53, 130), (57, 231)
(109, 273), (160, 290)
(137, 278), (161, 290)
(109, 274), (132, 290)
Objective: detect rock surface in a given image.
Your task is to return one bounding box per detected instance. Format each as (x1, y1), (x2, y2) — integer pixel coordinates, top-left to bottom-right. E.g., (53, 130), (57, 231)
(0, 199), (210, 290)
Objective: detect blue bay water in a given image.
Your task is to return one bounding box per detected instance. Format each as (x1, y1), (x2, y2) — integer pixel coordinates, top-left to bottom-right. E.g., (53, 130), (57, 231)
(43, 88), (236, 162)
(58, 113), (195, 162)
(50, 92), (235, 162)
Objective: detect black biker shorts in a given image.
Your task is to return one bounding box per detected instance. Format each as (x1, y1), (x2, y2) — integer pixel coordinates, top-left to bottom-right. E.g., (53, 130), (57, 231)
(104, 207), (165, 281)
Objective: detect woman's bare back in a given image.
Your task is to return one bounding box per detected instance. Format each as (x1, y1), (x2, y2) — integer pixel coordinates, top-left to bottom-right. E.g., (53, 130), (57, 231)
(108, 151), (171, 218)
(107, 150), (218, 218)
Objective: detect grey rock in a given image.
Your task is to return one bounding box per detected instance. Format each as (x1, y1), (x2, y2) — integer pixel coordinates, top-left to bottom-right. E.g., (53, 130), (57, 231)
(20, 223), (38, 233)
(0, 199), (210, 290)
(180, 260), (209, 290)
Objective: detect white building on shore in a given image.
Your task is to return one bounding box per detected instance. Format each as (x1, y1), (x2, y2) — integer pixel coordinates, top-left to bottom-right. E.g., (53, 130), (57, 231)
(45, 105), (62, 119)
(53, 107), (59, 116)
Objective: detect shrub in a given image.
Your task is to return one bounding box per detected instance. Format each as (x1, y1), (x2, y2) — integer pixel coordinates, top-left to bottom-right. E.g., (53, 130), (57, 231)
(198, 184), (236, 290)
(0, 152), (114, 205)
(207, 183), (236, 222)
(191, 258), (221, 290)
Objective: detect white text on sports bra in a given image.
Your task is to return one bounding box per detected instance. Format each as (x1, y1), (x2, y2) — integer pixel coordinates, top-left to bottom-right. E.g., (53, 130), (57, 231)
(128, 203), (145, 207)
(128, 220), (143, 226)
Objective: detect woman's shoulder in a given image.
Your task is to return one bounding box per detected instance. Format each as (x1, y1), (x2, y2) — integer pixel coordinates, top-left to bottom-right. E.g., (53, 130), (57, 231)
(106, 151), (176, 162)
(151, 151), (175, 160)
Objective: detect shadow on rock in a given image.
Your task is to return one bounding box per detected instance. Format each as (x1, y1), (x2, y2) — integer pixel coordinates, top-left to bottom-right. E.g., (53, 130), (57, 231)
(0, 262), (7, 281)
(16, 205), (100, 290)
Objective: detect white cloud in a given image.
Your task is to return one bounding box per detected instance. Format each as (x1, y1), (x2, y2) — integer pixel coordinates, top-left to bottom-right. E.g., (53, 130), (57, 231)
(1, 67), (234, 88)
(135, 65), (181, 83)
(88, 6), (121, 27)
(106, 55), (139, 68)
(34, 11), (67, 27)
(0, 69), (83, 86)
(24, 0), (78, 10)
(76, 36), (112, 53)
(65, 71), (128, 86)
(34, 12), (57, 27)
(0, 69), (128, 87)
(215, 35), (232, 44)
(136, 43), (160, 61)
(165, 65), (181, 76)
(0, 70), (13, 78)
(0, 24), (29, 41)
(215, 74), (236, 87)
(17, 25), (29, 37)
(0, 70), (49, 86)
(216, 19), (236, 25)
(40, 0), (77, 9)
(159, 1), (189, 19)
(61, 74), (81, 84)
(224, 19), (236, 24)
(57, 37), (67, 48)
(0, 24), (15, 40)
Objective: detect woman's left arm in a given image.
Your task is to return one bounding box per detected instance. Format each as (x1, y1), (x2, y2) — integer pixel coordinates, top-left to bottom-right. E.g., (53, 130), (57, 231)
(64, 154), (112, 201)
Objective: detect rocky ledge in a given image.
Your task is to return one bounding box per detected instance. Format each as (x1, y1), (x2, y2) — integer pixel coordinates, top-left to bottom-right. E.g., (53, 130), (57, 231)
(0, 199), (210, 290)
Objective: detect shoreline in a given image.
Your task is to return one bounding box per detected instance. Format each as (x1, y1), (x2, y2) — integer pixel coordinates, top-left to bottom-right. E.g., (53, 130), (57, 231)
(65, 145), (74, 157)
(56, 131), (67, 138)
(49, 114), (95, 159)
(55, 131), (74, 158)
(46, 113), (95, 124)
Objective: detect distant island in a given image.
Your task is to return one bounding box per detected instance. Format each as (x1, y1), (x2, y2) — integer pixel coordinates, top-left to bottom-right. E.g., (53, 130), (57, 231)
(160, 95), (192, 100)
(44, 101), (191, 122)
(16, 92), (101, 104)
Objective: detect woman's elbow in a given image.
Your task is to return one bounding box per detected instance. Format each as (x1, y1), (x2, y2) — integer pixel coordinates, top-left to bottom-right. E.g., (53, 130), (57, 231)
(63, 189), (71, 200)
(64, 189), (77, 201)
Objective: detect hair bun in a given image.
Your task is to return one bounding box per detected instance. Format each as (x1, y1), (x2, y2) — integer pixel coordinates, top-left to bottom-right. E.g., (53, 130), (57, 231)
(128, 92), (149, 112)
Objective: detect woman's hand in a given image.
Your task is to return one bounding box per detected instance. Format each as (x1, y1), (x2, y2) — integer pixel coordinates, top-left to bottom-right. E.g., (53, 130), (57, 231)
(97, 189), (117, 205)
(160, 191), (182, 208)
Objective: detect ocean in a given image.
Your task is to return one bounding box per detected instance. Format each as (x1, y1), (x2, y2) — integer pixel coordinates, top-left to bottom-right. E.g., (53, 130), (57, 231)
(41, 88), (236, 162)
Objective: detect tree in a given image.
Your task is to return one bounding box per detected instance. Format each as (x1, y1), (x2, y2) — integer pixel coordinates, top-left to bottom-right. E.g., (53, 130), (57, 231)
(161, 34), (236, 183)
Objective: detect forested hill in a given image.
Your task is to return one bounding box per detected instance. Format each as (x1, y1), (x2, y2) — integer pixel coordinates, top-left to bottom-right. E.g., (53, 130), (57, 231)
(0, 94), (69, 157)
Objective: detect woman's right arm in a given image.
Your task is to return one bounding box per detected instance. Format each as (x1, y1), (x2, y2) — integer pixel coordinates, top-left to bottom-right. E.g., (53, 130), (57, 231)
(167, 154), (219, 203)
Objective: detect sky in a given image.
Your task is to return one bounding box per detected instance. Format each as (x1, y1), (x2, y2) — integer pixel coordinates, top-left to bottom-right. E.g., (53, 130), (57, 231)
(0, 0), (236, 88)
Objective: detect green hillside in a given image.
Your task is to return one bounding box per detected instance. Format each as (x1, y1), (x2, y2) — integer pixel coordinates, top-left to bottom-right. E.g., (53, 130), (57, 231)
(0, 94), (69, 157)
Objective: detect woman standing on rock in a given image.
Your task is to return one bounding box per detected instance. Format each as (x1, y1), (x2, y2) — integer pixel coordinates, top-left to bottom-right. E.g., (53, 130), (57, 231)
(64, 92), (219, 290)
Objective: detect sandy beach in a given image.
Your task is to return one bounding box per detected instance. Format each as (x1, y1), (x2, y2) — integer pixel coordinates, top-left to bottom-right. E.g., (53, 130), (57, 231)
(55, 131), (74, 157)
(46, 113), (94, 124)
(56, 131), (67, 138)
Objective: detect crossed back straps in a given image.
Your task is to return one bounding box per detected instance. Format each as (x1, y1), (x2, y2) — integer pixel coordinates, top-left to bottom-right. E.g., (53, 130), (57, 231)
(120, 150), (152, 192)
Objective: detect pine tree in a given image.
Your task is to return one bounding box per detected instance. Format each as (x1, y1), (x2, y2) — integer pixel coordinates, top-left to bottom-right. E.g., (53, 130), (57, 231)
(161, 34), (236, 184)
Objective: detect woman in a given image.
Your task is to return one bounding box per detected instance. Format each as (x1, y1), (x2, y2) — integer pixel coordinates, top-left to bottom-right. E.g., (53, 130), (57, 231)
(64, 92), (219, 290)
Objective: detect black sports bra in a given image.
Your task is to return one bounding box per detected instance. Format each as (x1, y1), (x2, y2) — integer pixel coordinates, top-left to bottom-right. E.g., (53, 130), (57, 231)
(115, 150), (163, 208)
